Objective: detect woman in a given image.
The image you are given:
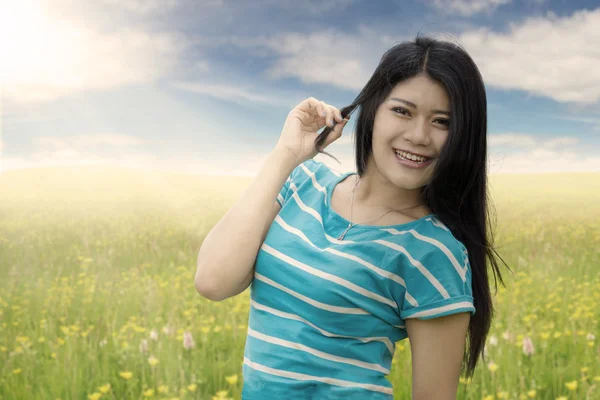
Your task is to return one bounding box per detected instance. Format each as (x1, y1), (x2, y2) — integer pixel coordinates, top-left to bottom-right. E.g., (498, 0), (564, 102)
(195, 35), (510, 399)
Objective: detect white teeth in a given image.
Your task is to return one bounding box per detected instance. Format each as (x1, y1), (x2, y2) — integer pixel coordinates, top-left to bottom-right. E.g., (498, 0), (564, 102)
(395, 149), (428, 162)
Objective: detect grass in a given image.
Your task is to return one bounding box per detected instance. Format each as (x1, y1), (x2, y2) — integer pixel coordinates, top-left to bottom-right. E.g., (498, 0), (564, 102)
(0, 165), (599, 400)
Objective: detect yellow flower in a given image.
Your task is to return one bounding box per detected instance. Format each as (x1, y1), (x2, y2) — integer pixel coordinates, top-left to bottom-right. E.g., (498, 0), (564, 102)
(148, 355), (159, 366)
(594, 376), (600, 382)
(158, 385), (169, 394)
(483, 395), (495, 400)
(580, 367), (589, 373)
(187, 384), (197, 392)
(487, 361), (498, 373)
(497, 391), (508, 399)
(98, 384), (111, 394)
(16, 335), (30, 343)
(212, 390), (231, 400)
(119, 371), (133, 380)
(143, 388), (154, 397)
(565, 380), (577, 390)
(555, 397), (568, 400)
(225, 374), (238, 385)
(88, 393), (101, 400)
(527, 389), (536, 397)
(13, 368), (22, 374)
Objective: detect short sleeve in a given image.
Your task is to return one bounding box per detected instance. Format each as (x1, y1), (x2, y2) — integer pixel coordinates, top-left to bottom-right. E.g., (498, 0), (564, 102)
(400, 241), (475, 320)
(275, 159), (318, 208)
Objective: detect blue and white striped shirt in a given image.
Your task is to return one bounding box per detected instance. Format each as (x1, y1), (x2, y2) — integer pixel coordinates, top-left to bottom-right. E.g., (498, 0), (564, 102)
(242, 159), (475, 399)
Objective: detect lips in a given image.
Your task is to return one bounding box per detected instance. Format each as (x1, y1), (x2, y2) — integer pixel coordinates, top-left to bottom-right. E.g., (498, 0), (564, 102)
(393, 148), (433, 160)
(393, 149), (434, 168)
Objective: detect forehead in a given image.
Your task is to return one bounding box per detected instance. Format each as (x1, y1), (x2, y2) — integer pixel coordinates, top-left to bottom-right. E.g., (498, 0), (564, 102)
(387, 75), (449, 106)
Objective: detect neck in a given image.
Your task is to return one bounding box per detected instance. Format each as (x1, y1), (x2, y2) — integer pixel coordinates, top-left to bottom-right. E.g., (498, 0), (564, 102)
(352, 173), (426, 213)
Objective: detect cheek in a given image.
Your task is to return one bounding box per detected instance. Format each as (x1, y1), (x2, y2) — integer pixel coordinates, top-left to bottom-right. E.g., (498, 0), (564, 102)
(372, 117), (396, 142)
(437, 131), (450, 147)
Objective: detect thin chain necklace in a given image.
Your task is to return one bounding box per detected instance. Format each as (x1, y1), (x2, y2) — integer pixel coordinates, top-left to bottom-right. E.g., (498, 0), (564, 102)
(336, 175), (424, 241)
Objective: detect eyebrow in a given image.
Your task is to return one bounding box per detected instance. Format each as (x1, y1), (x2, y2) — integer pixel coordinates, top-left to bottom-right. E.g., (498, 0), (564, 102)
(390, 97), (450, 116)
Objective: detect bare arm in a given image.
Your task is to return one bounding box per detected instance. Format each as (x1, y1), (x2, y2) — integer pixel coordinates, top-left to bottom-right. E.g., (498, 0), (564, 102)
(195, 96), (348, 301)
(405, 313), (471, 400)
(195, 147), (298, 302)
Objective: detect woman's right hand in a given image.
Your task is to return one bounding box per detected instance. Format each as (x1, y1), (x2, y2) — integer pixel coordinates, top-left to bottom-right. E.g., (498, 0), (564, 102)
(275, 97), (350, 166)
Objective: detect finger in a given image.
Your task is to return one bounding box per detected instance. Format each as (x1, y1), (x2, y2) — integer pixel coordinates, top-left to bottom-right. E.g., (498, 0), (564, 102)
(301, 98), (325, 127)
(329, 106), (343, 123)
(305, 97), (323, 120)
(324, 117), (349, 147)
(320, 101), (333, 127)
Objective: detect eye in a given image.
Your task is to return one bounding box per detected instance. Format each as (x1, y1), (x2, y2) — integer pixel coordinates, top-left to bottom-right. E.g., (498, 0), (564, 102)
(434, 118), (450, 127)
(391, 106), (410, 116)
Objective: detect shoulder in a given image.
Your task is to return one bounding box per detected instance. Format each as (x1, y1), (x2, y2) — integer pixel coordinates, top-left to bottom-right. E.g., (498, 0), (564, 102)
(290, 159), (341, 187)
(383, 218), (470, 281)
(384, 215), (467, 255)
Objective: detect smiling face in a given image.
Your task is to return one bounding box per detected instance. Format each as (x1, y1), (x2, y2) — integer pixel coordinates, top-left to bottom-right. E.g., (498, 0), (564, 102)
(367, 73), (451, 190)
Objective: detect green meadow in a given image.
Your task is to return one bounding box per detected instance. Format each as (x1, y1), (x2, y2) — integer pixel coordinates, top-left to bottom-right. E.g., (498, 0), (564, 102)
(0, 166), (599, 400)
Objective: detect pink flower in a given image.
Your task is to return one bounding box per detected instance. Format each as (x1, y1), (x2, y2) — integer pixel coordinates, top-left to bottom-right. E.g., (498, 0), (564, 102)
(488, 335), (498, 346)
(522, 336), (534, 356)
(139, 339), (148, 353)
(183, 331), (195, 350)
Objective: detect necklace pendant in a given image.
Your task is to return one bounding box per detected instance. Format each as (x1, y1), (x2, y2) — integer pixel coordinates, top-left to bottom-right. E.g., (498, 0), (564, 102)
(337, 223), (352, 241)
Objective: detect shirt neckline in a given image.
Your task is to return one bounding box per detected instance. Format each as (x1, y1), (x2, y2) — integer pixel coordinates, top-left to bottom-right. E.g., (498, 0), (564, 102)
(325, 170), (435, 231)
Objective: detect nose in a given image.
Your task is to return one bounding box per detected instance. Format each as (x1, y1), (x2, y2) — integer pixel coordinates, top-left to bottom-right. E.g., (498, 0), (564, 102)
(404, 117), (431, 146)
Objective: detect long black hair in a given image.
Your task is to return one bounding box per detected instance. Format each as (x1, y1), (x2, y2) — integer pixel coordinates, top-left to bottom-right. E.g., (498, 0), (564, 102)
(314, 34), (512, 378)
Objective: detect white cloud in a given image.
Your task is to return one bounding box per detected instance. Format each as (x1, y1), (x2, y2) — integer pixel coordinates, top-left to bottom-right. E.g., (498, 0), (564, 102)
(1, 0), (192, 103)
(459, 8), (600, 104)
(32, 134), (150, 151)
(254, 26), (400, 91)
(170, 82), (300, 108)
(427, 0), (512, 16)
(489, 149), (600, 173)
(487, 132), (600, 173)
(101, 0), (179, 14)
(1, 139), (279, 177)
(235, 8), (600, 104)
(195, 61), (210, 72)
(489, 133), (579, 149)
(489, 133), (538, 148)
(265, 0), (356, 16)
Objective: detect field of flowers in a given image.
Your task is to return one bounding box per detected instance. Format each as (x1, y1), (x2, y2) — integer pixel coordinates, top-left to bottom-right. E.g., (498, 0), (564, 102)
(0, 166), (599, 399)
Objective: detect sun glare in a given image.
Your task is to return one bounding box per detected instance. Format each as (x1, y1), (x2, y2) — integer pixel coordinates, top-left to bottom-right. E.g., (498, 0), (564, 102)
(0, 0), (84, 96)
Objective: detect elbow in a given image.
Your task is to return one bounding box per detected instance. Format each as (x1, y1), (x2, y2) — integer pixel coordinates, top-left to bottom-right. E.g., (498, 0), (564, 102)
(194, 266), (225, 302)
(195, 278), (225, 302)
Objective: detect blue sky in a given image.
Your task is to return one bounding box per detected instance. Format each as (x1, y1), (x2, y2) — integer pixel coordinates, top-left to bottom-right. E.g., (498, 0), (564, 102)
(2, 0), (600, 176)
